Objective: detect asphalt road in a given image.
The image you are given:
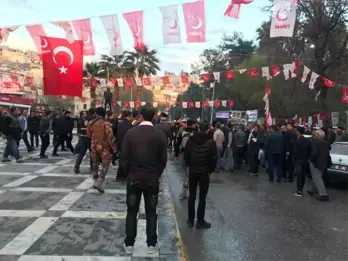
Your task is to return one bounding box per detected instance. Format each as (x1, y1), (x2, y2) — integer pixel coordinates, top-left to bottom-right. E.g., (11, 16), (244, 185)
(167, 158), (348, 261)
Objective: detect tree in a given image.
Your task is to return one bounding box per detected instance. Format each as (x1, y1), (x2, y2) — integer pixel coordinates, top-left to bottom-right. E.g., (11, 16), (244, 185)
(44, 95), (74, 112)
(84, 62), (102, 108)
(125, 45), (160, 101)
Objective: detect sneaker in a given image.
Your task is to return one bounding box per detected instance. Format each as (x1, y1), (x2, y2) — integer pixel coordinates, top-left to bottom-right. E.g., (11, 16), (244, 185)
(16, 158), (24, 163)
(52, 153), (60, 157)
(307, 190), (314, 196)
(39, 155), (48, 159)
(186, 220), (194, 228)
(294, 191), (303, 197)
(316, 195), (330, 202)
(250, 173), (258, 176)
(148, 242), (160, 254)
(93, 179), (98, 189)
(95, 178), (105, 193)
(196, 220), (211, 229)
(2, 158), (10, 162)
(74, 167), (80, 174)
(284, 178), (293, 183)
(123, 243), (134, 255)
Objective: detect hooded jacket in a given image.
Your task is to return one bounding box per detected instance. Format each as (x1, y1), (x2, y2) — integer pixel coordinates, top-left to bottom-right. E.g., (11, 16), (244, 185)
(184, 132), (217, 175)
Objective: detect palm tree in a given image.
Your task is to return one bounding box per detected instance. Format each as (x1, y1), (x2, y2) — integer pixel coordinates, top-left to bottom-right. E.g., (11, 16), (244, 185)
(84, 62), (102, 108)
(125, 45), (160, 101)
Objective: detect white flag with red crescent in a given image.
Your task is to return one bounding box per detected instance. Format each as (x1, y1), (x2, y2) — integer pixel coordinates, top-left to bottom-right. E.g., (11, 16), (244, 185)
(52, 21), (75, 44)
(100, 15), (124, 56)
(270, 0), (296, 38)
(160, 5), (181, 44)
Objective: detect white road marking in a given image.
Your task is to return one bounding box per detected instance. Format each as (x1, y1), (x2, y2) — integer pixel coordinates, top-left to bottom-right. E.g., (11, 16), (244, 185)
(75, 177), (95, 190)
(49, 192), (85, 211)
(11, 187), (73, 193)
(18, 256), (131, 261)
(3, 175), (38, 188)
(0, 210), (45, 217)
(35, 165), (58, 174)
(61, 211), (126, 219)
(87, 189), (126, 194)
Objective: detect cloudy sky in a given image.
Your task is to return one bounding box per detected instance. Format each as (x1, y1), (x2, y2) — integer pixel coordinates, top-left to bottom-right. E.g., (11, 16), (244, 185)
(0, 0), (269, 74)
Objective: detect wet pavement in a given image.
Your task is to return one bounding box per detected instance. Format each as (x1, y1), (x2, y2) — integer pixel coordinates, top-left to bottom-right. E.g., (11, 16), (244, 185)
(167, 158), (348, 261)
(0, 138), (182, 261)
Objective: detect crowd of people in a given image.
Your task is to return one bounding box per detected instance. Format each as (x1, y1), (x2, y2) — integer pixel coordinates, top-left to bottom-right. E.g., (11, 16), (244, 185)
(0, 104), (347, 255)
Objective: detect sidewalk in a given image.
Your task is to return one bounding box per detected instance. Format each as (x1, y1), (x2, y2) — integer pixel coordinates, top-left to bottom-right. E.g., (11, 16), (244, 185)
(0, 139), (183, 261)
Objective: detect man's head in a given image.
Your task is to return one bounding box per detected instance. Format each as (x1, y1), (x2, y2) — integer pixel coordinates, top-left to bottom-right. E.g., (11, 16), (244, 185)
(122, 110), (133, 121)
(186, 119), (194, 128)
(88, 108), (96, 116)
(106, 110), (114, 119)
(227, 123), (232, 129)
(287, 123), (293, 131)
(44, 110), (52, 118)
(140, 106), (155, 122)
(9, 107), (18, 115)
(313, 129), (325, 140)
(337, 126), (345, 134)
(216, 122), (221, 129)
(251, 131), (258, 138)
(181, 119), (187, 128)
(280, 125), (287, 132)
(80, 110), (86, 118)
(270, 125), (278, 132)
(295, 126), (305, 137)
(95, 107), (106, 118)
(21, 109), (28, 117)
(64, 111), (72, 117)
(199, 120), (210, 133)
(160, 112), (168, 123)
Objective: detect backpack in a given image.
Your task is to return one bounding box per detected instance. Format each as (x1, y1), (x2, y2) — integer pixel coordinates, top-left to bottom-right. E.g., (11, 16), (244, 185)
(180, 131), (194, 150)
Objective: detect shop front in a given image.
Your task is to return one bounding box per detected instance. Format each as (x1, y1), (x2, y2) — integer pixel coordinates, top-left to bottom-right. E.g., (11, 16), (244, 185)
(0, 95), (33, 112)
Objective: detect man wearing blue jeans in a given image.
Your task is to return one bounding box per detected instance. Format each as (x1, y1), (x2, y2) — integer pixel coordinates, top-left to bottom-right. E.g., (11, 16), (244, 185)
(213, 123), (225, 172)
(2, 107), (23, 163)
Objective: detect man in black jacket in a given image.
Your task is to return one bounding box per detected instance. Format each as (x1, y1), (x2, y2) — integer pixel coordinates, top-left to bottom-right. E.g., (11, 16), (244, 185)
(52, 111), (74, 156)
(293, 127), (312, 196)
(284, 124), (297, 182)
(115, 110), (133, 180)
(0, 106), (4, 135)
(28, 110), (41, 148)
(2, 107), (23, 163)
(154, 112), (172, 144)
(122, 106), (167, 255)
(184, 120), (217, 229)
(39, 110), (52, 158)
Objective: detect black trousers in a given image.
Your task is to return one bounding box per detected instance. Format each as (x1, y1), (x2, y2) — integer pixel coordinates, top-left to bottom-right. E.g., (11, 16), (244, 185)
(74, 137), (91, 169)
(284, 153), (294, 180)
(249, 153), (259, 174)
(125, 179), (159, 247)
(295, 160), (308, 192)
(188, 173), (210, 223)
(21, 130), (32, 151)
(104, 100), (112, 110)
(236, 146), (244, 167)
(29, 130), (39, 147)
(53, 134), (74, 154)
(54, 132), (66, 150)
(40, 133), (50, 156)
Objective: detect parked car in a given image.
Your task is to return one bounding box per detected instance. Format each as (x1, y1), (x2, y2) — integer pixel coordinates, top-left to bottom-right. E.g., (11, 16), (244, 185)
(328, 142), (348, 181)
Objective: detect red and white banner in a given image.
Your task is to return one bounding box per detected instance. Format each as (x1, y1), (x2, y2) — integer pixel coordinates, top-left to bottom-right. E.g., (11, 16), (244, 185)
(123, 11), (145, 50)
(52, 21), (75, 44)
(41, 36), (83, 97)
(0, 74), (23, 95)
(160, 5), (181, 44)
(26, 24), (46, 55)
(182, 1), (206, 43)
(341, 86), (348, 104)
(0, 26), (18, 43)
(100, 15), (124, 55)
(224, 0), (254, 19)
(72, 19), (95, 56)
(270, 0), (296, 38)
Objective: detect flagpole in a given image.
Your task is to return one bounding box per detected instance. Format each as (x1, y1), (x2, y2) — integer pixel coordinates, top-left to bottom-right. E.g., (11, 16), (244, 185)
(130, 85), (133, 112)
(210, 82), (215, 124)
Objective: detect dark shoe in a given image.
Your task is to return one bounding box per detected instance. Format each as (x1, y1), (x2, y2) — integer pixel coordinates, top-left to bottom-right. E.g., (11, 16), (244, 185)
(186, 220), (194, 228)
(307, 190), (314, 196)
(196, 220), (211, 229)
(61, 148), (68, 152)
(284, 178), (293, 183)
(268, 178), (274, 183)
(276, 179), (282, 184)
(316, 195), (330, 202)
(74, 167), (80, 174)
(39, 154), (48, 159)
(2, 158), (10, 162)
(52, 153), (60, 157)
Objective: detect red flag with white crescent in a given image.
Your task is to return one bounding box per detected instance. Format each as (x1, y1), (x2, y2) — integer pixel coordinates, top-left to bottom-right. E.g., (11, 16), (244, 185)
(160, 5), (181, 44)
(52, 21), (75, 44)
(26, 24), (47, 55)
(341, 86), (348, 104)
(182, 1), (206, 43)
(100, 15), (124, 56)
(41, 36), (83, 97)
(224, 0), (254, 19)
(123, 11), (145, 50)
(72, 19), (95, 56)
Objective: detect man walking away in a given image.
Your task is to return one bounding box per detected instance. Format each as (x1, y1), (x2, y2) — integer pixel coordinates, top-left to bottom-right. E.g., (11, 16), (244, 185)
(87, 107), (117, 192)
(116, 110), (133, 180)
(2, 107), (23, 163)
(28, 111), (40, 148)
(293, 126), (312, 197)
(18, 109), (34, 153)
(284, 124), (297, 182)
(248, 131), (260, 176)
(0, 106), (4, 135)
(154, 112), (172, 145)
(122, 106), (167, 255)
(235, 125), (246, 168)
(39, 110), (52, 158)
(213, 122), (225, 172)
(224, 123), (235, 172)
(184, 120), (217, 229)
(265, 125), (284, 183)
(308, 129), (330, 201)
(52, 111), (74, 156)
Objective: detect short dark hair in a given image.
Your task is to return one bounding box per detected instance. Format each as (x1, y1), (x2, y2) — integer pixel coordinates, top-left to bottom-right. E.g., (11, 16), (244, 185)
(270, 125), (278, 132)
(95, 107), (106, 117)
(141, 106), (155, 121)
(199, 120), (210, 132)
(44, 110), (52, 117)
(88, 108), (96, 115)
(187, 119), (194, 127)
(106, 110), (113, 117)
(216, 122), (221, 129)
(296, 126), (305, 134)
(79, 110), (85, 117)
(9, 107), (17, 113)
(252, 131), (258, 137)
(122, 110), (132, 118)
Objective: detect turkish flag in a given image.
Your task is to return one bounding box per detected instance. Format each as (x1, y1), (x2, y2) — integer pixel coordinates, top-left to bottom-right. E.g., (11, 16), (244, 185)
(72, 19), (95, 56)
(143, 77), (151, 85)
(181, 75), (189, 84)
(342, 86), (348, 104)
(182, 0), (206, 43)
(135, 101), (141, 108)
(226, 70), (234, 80)
(201, 73), (210, 82)
(41, 36), (83, 97)
(162, 76), (170, 84)
(323, 77), (335, 88)
(249, 68), (258, 78)
(109, 78), (116, 85)
(271, 65), (281, 76)
(228, 100), (234, 108)
(125, 78), (133, 88)
(202, 101), (208, 108)
(224, 0), (254, 19)
(215, 100), (221, 107)
(123, 101), (130, 108)
(25, 76), (33, 86)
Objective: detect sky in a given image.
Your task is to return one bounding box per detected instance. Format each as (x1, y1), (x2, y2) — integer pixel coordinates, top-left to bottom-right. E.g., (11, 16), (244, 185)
(0, 0), (269, 74)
